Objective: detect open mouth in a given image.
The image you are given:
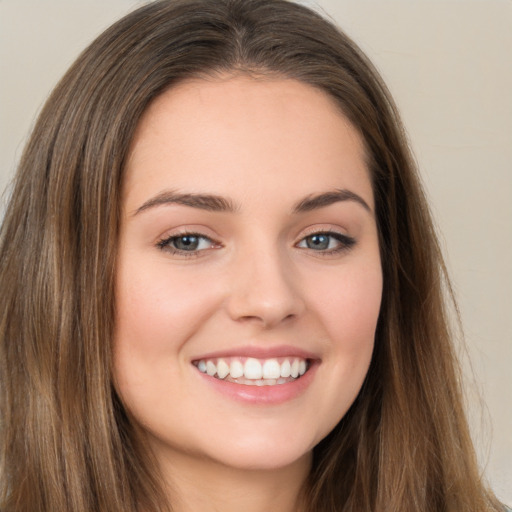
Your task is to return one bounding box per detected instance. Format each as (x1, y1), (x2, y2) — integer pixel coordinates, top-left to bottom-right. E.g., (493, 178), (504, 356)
(193, 356), (310, 386)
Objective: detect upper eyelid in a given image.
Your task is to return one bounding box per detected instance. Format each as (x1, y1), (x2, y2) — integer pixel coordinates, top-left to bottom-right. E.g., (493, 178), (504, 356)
(296, 225), (351, 240)
(297, 231), (355, 245)
(156, 234), (221, 260)
(159, 232), (217, 243)
(156, 227), (354, 248)
(295, 232), (356, 258)
(156, 226), (220, 243)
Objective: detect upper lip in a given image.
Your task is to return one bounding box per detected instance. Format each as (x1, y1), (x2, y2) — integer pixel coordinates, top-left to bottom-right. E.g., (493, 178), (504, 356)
(191, 344), (320, 362)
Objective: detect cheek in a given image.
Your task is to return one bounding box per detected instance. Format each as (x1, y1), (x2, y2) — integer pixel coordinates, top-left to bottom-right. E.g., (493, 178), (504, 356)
(310, 262), (383, 348)
(112, 262), (217, 418)
(114, 262), (221, 356)
(112, 261), (223, 411)
(302, 261), (382, 428)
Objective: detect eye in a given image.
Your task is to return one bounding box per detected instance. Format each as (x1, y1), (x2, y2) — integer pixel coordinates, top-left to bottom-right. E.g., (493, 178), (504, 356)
(157, 233), (218, 255)
(297, 231), (355, 253)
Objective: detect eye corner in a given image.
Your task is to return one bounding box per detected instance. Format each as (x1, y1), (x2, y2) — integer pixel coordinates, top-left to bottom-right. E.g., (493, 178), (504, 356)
(295, 230), (356, 256)
(156, 231), (222, 258)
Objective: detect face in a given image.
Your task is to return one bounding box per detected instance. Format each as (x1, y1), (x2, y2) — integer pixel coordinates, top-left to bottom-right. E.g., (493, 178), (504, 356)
(114, 76), (382, 476)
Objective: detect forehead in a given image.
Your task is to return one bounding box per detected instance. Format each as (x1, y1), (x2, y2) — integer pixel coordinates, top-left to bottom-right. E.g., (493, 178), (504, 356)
(123, 75), (373, 211)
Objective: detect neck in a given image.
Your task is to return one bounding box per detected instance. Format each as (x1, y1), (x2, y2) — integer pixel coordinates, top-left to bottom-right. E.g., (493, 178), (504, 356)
(157, 449), (312, 512)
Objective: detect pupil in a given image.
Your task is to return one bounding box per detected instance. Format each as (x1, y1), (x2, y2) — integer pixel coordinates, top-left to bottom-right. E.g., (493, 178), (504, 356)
(175, 235), (199, 251)
(308, 234), (329, 250)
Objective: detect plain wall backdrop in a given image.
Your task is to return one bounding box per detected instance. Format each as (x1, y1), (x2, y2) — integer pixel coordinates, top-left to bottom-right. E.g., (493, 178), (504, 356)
(1, 0), (511, 504)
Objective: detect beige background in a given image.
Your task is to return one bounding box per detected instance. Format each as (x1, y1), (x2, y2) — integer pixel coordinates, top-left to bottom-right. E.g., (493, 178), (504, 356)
(1, 0), (510, 503)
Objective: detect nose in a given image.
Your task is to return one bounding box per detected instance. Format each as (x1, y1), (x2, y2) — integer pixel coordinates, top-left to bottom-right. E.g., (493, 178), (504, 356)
(225, 245), (305, 328)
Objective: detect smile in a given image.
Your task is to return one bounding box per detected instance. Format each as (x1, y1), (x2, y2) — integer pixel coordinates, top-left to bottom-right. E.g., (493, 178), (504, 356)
(193, 357), (309, 386)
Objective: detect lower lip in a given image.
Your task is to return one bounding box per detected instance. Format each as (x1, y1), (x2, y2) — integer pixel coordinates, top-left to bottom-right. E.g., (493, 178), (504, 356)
(194, 362), (319, 405)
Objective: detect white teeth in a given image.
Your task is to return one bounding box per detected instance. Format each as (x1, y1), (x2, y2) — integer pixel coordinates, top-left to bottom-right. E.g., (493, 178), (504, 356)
(244, 358), (263, 379)
(195, 356), (310, 385)
(262, 359), (281, 379)
(230, 360), (244, 379)
(216, 358), (230, 379)
(280, 359), (291, 378)
(290, 359), (299, 378)
(206, 360), (217, 377)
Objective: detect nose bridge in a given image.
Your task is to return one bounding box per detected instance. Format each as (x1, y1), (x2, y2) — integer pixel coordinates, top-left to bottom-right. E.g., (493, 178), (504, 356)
(226, 237), (304, 327)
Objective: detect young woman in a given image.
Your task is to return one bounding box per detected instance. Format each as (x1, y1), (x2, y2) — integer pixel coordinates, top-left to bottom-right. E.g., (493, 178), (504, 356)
(0, 0), (507, 511)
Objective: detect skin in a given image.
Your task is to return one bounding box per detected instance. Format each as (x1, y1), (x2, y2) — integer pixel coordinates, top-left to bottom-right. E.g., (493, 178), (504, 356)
(114, 75), (383, 512)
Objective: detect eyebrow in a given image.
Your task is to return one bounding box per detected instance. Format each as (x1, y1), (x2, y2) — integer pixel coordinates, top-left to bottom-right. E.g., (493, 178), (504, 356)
(292, 189), (372, 214)
(132, 188), (371, 216)
(133, 190), (238, 215)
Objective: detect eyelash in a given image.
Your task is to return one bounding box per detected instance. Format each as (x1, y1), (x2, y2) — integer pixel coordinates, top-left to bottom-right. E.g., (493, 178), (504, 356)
(157, 232), (220, 258)
(297, 231), (356, 255)
(156, 230), (356, 257)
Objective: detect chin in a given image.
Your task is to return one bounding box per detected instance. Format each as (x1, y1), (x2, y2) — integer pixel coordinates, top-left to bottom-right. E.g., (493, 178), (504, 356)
(188, 422), (324, 472)
(206, 443), (313, 473)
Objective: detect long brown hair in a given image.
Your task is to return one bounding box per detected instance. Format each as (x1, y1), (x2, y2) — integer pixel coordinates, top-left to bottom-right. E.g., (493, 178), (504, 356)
(0, 1), (504, 510)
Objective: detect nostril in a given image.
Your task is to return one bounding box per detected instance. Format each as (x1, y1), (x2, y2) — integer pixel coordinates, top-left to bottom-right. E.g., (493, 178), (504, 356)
(234, 310), (299, 329)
